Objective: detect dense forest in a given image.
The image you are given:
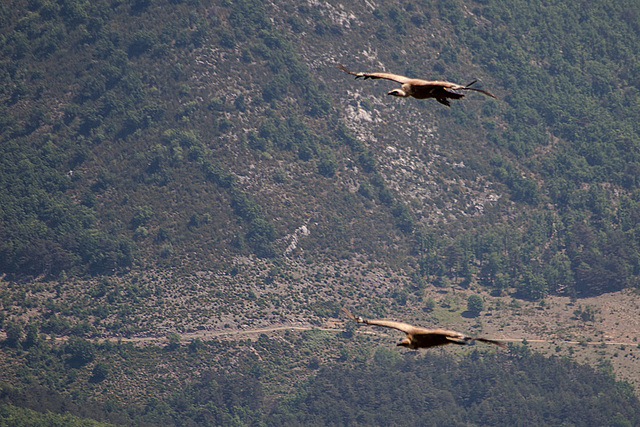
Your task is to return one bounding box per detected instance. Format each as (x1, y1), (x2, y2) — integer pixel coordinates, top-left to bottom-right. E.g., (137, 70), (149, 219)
(1, 334), (639, 426)
(271, 347), (640, 426)
(2, 0), (640, 424)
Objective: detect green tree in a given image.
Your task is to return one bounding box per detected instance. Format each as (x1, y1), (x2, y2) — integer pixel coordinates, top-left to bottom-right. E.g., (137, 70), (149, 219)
(167, 332), (181, 350)
(317, 151), (337, 177)
(65, 337), (95, 367)
(467, 294), (484, 314)
(90, 362), (109, 383)
(4, 322), (23, 348)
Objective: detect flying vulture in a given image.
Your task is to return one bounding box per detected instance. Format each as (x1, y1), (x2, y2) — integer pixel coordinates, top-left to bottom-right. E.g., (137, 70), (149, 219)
(338, 63), (496, 106)
(342, 307), (505, 350)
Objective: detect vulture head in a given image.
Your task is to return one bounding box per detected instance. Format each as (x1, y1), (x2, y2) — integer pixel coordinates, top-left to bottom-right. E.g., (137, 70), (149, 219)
(397, 336), (414, 349)
(387, 89), (409, 97)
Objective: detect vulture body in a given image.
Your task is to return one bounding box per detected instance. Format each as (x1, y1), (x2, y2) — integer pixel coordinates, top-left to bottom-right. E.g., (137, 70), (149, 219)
(338, 63), (496, 106)
(342, 307), (505, 350)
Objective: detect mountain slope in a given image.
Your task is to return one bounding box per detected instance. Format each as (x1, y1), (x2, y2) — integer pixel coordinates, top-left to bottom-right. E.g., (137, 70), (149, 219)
(3, 0), (640, 299)
(2, 0), (640, 424)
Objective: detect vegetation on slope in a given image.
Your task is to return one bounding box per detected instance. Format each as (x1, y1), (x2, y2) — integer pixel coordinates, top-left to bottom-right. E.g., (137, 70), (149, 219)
(271, 347), (640, 426)
(0, 0), (415, 280)
(2, 0), (640, 298)
(1, 333), (639, 426)
(2, 0), (640, 424)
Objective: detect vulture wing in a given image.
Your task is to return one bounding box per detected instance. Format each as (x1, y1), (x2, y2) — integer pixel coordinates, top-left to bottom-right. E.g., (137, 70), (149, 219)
(455, 85), (496, 98)
(361, 318), (422, 334)
(338, 63), (416, 84)
(475, 337), (507, 347)
(424, 80), (497, 98)
(416, 329), (506, 347)
(342, 307), (420, 334)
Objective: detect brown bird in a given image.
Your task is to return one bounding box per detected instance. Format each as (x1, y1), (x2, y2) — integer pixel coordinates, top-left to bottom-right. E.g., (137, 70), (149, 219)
(338, 63), (496, 106)
(342, 307), (505, 349)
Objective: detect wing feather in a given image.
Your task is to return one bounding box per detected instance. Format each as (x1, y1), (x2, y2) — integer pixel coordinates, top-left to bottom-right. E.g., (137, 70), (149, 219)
(475, 337), (507, 347)
(337, 63), (414, 84)
(460, 86), (497, 98)
(341, 307), (360, 322)
(413, 328), (466, 338)
(361, 319), (421, 334)
(425, 81), (497, 98)
(342, 307), (418, 333)
(414, 329), (505, 347)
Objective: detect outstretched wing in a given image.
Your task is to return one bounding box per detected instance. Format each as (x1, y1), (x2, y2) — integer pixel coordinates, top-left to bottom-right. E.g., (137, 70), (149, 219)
(457, 86), (496, 98)
(362, 318), (422, 334)
(424, 329), (506, 347)
(475, 337), (506, 347)
(416, 328), (466, 339)
(338, 63), (415, 84)
(414, 330), (505, 347)
(428, 331), (506, 347)
(434, 80), (497, 98)
(342, 307), (418, 334)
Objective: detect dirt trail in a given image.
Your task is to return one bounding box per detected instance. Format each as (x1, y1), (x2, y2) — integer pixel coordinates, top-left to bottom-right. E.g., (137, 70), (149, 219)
(46, 324), (340, 345)
(58, 323), (636, 347)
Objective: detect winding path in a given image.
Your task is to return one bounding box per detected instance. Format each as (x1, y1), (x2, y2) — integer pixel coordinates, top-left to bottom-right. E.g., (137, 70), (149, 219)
(78, 324), (636, 348)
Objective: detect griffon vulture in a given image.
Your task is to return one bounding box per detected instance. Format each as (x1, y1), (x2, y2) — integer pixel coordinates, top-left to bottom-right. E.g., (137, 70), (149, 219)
(338, 63), (496, 106)
(342, 307), (505, 350)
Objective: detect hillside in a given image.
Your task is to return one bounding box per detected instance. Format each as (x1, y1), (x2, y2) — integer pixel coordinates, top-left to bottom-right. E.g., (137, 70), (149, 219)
(2, 0), (640, 424)
(3, 0), (640, 295)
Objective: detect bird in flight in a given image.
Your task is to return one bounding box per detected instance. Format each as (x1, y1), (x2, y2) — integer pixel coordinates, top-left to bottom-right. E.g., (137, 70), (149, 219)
(342, 307), (505, 349)
(338, 63), (496, 106)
